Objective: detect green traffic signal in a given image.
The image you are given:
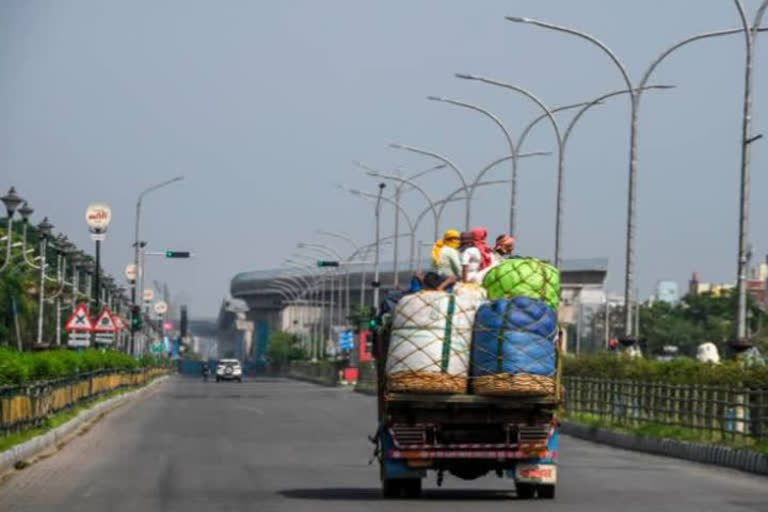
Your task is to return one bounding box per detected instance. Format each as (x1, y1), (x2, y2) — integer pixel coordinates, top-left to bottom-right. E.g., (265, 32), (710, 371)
(165, 250), (191, 258)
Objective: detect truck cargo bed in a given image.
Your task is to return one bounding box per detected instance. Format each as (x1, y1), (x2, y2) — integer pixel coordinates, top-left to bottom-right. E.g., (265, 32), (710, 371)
(385, 392), (559, 406)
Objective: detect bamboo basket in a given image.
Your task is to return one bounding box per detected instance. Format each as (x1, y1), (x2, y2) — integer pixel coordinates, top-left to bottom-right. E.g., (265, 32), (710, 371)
(473, 372), (555, 396)
(388, 371), (466, 394)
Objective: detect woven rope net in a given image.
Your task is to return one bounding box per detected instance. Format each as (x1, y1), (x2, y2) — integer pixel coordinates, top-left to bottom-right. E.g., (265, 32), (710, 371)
(482, 257), (560, 310)
(471, 297), (558, 396)
(386, 290), (484, 394)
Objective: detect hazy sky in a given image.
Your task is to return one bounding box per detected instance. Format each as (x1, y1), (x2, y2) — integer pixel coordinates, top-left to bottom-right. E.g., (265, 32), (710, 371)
(3, 1), (768, 317)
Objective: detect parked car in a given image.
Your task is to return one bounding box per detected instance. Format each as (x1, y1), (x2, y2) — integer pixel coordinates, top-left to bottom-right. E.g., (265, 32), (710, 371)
(216, 359), (243, 382)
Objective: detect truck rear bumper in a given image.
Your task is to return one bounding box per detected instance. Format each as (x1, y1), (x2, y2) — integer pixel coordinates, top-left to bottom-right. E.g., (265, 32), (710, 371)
(387, 449), (558, 460)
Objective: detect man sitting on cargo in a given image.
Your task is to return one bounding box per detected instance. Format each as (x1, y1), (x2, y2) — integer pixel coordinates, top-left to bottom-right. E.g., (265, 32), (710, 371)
(409, 269), (456, 293)
(431, 229), (462, 280)
(492, 234), (515, 264)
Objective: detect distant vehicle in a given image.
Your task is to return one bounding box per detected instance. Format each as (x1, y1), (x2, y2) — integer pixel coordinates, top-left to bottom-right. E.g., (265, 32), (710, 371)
(216, 359), (243, 382)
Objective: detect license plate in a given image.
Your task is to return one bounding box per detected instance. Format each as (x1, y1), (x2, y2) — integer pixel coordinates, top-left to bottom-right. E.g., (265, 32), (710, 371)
(515, 464), (557, 484)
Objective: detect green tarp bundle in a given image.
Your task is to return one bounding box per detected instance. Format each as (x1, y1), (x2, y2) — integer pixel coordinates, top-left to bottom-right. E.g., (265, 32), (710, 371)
(482, 257), (560, 310)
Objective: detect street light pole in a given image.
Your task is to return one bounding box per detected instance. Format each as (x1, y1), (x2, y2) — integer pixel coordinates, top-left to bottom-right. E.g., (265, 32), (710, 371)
(132, 176), (183, 355)
(36, 217), (53, 345)
(735, 0), (768, 343)
(427, 96), (522, 235)
(505, 16), (764, 339)
(373, 183), (386, 315)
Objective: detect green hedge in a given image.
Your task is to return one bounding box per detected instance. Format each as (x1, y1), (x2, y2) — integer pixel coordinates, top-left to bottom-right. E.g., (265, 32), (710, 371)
(563, 352), (768, 388)
(0, 348), (170, 386)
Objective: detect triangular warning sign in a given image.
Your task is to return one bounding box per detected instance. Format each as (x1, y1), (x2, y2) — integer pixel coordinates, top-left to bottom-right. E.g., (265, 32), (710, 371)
(114, 316), (125, 331)
(93, 308), (117, 332)
(65, 304), (94, 332)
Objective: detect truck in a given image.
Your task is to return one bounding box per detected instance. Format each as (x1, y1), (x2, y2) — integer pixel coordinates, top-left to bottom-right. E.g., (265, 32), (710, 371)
(373, 324), (561, 499)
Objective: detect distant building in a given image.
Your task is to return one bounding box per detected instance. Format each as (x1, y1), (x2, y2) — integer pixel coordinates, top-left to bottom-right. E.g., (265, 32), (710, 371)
(688, 272), (735, 297)
(655, 280), (679, 304)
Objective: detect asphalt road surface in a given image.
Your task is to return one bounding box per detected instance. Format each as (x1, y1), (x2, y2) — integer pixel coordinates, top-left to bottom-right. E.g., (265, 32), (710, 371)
(1, 377), (767, 512)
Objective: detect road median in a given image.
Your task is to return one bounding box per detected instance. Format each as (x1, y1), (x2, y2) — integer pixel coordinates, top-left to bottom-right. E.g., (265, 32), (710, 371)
(0, 370), (172, 475)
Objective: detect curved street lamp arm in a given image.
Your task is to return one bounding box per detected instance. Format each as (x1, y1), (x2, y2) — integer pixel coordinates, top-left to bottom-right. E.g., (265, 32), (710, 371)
(517, 101), (600, 154)
(366, 172), (438, 225)
(388, 144), (468, 191)
(456, 75), (563, 148)
(299, 243), (345, 261)
(506, 17), (633, 93)
(316, 230), (360, 252)
(563, 86), (674, 146)
(348, 189), (415, 233)
(137, 176), (184, 204)
(638, 26), (768, 99)
(427, 96), (517, 157)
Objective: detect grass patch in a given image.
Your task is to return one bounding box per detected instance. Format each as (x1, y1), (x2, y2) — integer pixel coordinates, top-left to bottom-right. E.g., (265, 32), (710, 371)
(0, 379), (161, 453)
(564, 412), (768, 455)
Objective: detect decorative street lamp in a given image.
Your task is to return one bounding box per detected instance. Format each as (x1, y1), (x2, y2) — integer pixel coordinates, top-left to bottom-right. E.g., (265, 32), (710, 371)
(1, 186), (23, 271)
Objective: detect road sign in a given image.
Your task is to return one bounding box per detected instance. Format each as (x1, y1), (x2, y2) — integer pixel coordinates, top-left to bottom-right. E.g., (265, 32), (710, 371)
(114, 316), (125, 331)
(124, 264), (137, 282)
(85, 202), (112, 233)
(150, 341), (164, 354)
(154, 301), (168, 315)
(65, 304), (94, 332)
(67, 331), (91, 348)
(90, 233), (106, 241)
(338, 330), (354, 352)
(143, 289), (154, 303)
(93, 332), (115, 345)
(93, 308), (117, 332)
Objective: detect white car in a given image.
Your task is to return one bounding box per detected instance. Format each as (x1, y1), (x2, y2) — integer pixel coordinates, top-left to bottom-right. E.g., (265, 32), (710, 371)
(216, 359), (243, 382)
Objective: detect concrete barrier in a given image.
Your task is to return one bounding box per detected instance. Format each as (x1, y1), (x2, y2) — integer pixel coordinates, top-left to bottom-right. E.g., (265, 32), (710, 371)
(562, 420), (768, 477)
(287, 361), (341, 387)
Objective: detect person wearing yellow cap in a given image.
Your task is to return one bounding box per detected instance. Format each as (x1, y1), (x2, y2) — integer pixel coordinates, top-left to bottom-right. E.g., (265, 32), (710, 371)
(431, 229), (462, 281)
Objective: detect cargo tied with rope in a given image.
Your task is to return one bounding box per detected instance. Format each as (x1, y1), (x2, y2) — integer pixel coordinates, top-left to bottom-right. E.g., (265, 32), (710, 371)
(482, 257), (560, 311)
(386, 290), (485, 394)
(471, 295), (559, 397)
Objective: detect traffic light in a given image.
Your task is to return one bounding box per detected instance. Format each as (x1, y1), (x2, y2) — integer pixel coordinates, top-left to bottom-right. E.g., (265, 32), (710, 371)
(131, 305), (142, 332)
(165, 250), (191, 258)
(317, 260), (339, 267)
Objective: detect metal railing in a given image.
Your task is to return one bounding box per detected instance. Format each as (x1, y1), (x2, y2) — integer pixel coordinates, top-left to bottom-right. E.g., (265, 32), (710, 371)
(0, 368), (170, 435)
(563, 376), (768, 446)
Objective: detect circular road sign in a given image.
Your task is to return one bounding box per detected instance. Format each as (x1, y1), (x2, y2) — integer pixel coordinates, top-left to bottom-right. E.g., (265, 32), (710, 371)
(85, 202), (112, 233)
(143, 289), (155, 302)
(154, 301), (168, 315)
(124, 263), (137, 282)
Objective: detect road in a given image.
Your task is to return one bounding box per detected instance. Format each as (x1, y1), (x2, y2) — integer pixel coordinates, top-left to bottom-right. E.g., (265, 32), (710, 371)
(0, 377), (766, 512)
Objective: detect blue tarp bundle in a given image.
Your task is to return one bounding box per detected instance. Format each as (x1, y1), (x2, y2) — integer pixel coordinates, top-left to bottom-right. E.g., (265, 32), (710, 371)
(471, 296), (557, 377)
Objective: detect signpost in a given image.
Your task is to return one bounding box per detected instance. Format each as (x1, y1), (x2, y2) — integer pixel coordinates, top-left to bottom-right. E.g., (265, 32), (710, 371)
(124, 263), (137, 283)
(65, 303), (93, 348)
(85, 202), (112, 314)
(153, 301), (168, 315)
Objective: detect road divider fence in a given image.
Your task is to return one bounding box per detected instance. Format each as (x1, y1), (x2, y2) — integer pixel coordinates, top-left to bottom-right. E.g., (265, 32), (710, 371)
(0, 368), (171, 435)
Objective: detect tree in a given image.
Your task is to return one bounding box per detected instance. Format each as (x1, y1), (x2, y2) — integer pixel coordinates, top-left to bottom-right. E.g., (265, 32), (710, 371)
(347, 303), (373, 332)
(267, 330), (306, 367)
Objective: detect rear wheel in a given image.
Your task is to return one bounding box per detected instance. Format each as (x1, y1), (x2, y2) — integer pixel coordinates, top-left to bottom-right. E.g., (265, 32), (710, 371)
(402, 478), (422, 498)
(537, 484), (555, 499)
(381, 478), (421, 499)
(516, 483), (536, 500)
